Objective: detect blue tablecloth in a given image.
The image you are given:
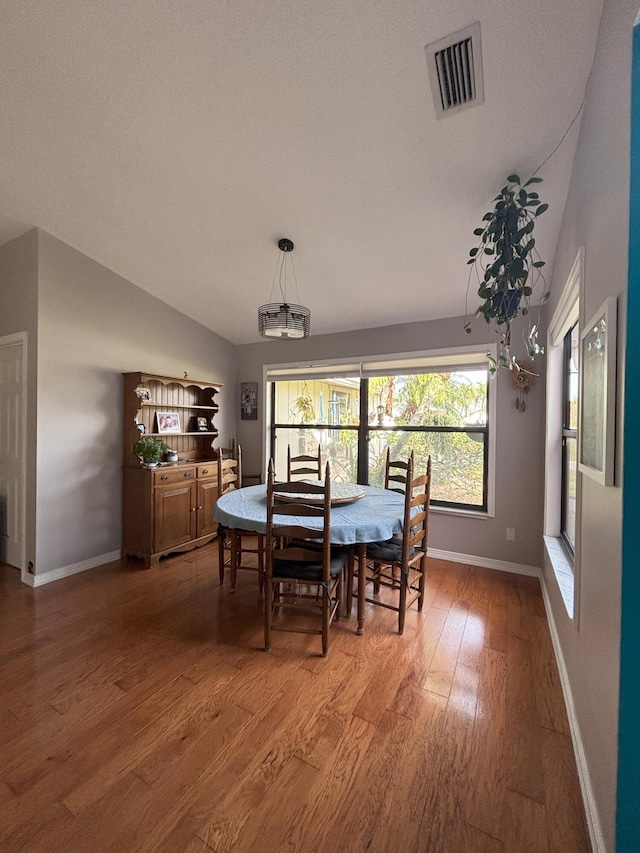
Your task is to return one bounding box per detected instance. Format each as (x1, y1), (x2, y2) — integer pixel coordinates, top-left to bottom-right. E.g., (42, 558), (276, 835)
(214, 484), (405, 545)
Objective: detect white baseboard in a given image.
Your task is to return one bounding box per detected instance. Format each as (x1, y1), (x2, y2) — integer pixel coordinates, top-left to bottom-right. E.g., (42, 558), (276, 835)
(539, 576), (606, 853)
(23, 550), (122, 588)
(428, 547), (541, 578)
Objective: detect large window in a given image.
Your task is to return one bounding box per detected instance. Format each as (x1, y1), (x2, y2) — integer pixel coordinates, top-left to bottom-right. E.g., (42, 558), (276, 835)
(267, 351), (491, 512)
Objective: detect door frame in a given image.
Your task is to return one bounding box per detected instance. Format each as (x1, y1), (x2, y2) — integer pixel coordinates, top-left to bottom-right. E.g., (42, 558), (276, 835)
(0, 332), (28, 578)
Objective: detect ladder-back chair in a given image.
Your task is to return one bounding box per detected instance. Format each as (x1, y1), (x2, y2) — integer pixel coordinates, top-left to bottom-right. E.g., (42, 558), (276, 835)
(264, 460), (349, 657)
(287, 443), (322, 481)
(384, 446), (411, 493)
(217, 446), (265, 591)
(348, 453), (431, 634)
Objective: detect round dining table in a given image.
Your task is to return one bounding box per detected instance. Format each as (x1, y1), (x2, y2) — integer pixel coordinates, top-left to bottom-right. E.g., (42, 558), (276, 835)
(214, 483), (406, 633)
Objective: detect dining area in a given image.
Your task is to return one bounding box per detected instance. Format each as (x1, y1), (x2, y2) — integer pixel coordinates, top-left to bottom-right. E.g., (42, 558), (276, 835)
(214, 444), (432, 656)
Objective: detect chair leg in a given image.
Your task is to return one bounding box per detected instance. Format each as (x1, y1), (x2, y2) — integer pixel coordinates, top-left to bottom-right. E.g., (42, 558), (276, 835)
(258, 535), (265, 594)
(345, 556), (354, 617)
(322, 585), (330, 657)
(398, 571), (408, 635)
(335, 572), (342, 622)
(218, 530), (226, 584)
(264, 578), (273, 651)
(373, 562), (382, 594)
(230, 530), (238, 590)
(417, 562), (426, 611)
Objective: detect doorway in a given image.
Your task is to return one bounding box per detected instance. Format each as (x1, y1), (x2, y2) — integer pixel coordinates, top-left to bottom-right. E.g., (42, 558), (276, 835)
(0, 333), (27, 573)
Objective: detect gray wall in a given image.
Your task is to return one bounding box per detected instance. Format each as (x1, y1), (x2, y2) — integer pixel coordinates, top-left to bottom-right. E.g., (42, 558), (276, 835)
(3, 229), (238, 577)
(541, 0), (635, 849)
(237, 312), (547, 568)
(0, 229), (39, 569)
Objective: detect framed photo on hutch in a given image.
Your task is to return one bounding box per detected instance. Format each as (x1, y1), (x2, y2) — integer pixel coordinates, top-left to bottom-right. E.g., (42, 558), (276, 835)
(578, 296), (617, 486)
(156, 411), (181, 433)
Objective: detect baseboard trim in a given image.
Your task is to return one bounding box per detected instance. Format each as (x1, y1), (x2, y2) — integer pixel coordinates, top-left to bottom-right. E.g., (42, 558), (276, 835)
(428, 547), (541, 578)
(539, 576), (606, 853)
(25, 550), (122, 588)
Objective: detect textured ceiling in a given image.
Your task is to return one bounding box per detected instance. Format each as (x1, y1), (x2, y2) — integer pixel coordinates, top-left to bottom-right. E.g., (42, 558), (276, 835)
(0, 0), (603, 344)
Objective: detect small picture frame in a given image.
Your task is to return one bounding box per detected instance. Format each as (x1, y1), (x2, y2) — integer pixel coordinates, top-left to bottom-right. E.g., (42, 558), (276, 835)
(136, 422), (145, 434)
(578, 296), (617, 486)
(195, 416), (209, 432)
(241, 381), (258, 420)
(156, 411), (181, 433)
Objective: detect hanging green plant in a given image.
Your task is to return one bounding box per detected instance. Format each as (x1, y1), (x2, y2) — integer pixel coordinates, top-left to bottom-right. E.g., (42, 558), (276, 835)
(464, 173), (550, 371)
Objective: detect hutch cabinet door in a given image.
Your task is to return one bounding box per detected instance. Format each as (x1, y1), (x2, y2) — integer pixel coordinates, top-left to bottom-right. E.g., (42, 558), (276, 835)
(197, 478), (219, 538)
(153, 482), (197, 551)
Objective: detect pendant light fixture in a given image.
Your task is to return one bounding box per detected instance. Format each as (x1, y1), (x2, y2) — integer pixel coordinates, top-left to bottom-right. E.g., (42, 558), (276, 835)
(258, 238), (311, 339)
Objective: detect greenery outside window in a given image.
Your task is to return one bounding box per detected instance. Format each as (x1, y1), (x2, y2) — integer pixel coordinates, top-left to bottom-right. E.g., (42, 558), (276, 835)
(267, 350), (491, 513)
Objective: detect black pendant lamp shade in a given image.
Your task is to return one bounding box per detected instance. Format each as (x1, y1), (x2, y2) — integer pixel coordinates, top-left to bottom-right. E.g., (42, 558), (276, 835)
(258, 238), (311, 339)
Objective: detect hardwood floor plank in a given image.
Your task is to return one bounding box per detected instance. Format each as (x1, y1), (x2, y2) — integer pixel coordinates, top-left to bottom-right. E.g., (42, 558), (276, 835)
(0, 799), (77, 853)
(529, 614), (571, 736)
(501, 788), (550, 853)
(414, 662), (481, 853)
(368, 691), (448, 853)
(424, 601), (470, 697)
(504, 634), (546, 803)
(224, 755), (318, 853)
(463, 646), (507, 839)
(281, 714), (377, 853)
(387, 607), (448, 719)
(321, 708), (412, 853)
(541, 727), (592, 853)
(484, 576), (509, 653)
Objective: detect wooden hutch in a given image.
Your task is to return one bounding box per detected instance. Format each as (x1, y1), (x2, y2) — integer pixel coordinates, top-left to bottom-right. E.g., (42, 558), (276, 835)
(122, 371), (222, 567)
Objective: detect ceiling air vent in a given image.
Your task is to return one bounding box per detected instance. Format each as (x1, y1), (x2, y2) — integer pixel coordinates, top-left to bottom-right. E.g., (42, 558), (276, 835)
(425, 22), (484, 119)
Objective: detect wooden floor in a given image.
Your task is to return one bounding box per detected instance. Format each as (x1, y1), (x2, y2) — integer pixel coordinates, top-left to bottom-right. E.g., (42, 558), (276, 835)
(0, 545), (590, 853)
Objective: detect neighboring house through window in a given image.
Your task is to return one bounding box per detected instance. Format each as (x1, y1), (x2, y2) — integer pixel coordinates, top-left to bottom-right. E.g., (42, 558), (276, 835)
(265, 345), (496, 515)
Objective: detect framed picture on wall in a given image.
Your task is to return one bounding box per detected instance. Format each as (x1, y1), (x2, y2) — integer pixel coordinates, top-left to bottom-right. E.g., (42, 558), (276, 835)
(578, 296), (617, 486)
(241, 382), (258, 420)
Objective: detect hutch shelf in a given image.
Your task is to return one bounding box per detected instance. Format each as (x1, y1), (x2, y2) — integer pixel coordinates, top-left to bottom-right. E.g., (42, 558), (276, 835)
(122, 371), (223, 567)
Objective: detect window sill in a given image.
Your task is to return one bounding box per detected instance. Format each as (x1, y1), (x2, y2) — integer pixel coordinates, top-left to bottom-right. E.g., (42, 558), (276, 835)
(431, 505), (492, 520)
(543, 535), (574, 619)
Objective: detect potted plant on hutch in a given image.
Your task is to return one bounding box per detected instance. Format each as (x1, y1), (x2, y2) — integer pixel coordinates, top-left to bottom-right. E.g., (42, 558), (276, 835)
(464, 173), (550, 372)
(133, 435), (167, 468)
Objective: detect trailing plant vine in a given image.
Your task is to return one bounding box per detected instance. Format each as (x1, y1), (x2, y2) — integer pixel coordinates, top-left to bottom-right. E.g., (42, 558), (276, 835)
(464, 173), (550, 371)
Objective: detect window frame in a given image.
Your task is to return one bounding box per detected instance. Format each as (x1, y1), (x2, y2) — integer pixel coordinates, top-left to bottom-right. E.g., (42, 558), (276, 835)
(264, 345), (496, 516)
(544, 247), (582, 622)
(560, 320), (579, 555)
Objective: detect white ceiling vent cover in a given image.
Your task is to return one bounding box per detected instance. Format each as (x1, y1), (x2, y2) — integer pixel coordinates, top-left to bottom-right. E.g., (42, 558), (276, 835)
(425, 22), (484, 118)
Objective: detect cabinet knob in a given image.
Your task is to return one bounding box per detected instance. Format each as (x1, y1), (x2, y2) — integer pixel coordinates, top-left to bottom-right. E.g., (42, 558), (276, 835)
(161, 475), (168, 481)
(202, 468), (209, 475)
(184, 471), (191, 478)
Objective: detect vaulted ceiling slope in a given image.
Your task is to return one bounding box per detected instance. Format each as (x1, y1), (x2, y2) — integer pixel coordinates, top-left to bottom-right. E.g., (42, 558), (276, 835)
(0, 0), (603, 344)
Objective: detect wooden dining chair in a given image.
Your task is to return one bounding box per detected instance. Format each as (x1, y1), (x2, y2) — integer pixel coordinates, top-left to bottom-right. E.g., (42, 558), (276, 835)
(264, 460), (349, 657)
(348, 453), (431, 634)
(287, 443), (322, 481)
(217, 445), (265, 590)
(384, 446), (411, 493)
(217, 438), (236, 460)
